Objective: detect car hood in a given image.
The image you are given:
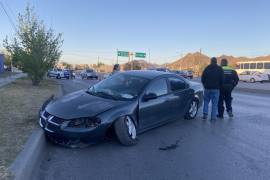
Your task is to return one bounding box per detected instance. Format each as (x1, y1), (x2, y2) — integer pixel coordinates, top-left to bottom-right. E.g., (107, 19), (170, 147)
(188, 81), (203, 92)
(45, 90), (128, 119)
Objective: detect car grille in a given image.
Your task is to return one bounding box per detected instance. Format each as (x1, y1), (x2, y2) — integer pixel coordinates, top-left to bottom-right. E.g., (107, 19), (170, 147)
(40, 111), (66, 133)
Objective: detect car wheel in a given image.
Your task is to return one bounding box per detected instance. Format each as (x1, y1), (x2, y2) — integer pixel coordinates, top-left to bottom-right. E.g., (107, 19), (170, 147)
(185, 99), (198, 120)
(114, 116), (137, 146)
(56, 74), (60, 79)
(250, 78), (255, 83)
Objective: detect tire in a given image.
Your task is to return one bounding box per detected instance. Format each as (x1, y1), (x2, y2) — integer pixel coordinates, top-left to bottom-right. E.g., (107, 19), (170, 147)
(56, 74), (60, 79)
(250, 78), (255, 83)
(114, 116), (137, 146)
(185, 99), (199, 120)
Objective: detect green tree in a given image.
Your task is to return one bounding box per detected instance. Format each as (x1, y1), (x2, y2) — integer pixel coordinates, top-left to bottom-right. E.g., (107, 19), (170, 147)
(3, 5), (63, 85)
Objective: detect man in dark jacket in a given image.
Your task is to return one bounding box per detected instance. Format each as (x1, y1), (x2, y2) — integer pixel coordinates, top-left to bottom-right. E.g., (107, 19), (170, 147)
(201, 57), (224, 120)
(217, 59), (239, 118)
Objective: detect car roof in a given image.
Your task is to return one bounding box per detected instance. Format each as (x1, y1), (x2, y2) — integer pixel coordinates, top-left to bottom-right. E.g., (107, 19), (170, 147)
(120, 70), (173, 80)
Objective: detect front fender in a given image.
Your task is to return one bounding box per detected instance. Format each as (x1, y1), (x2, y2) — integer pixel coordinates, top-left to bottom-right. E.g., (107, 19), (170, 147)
(97, 101), (138, 127)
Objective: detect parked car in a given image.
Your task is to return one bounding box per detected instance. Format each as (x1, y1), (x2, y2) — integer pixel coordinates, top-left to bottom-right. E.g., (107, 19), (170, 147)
(239, 71), (268, 83)
(172, 70), (193, 79)
(155, 67), (171, 72)
(103, 73), (110, 79)
(39, 70), (203, 146)
(80, 69), (98, 79)
(185, 70), (193, 79)
(47, 69), (67, 79)
(172, 70), (188, 78)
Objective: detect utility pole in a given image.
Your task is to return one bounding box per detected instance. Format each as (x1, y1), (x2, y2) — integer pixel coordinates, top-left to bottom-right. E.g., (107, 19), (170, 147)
(148, 49), (151, 64)
(97, 56), (99, 72)
(116, 49), (118, 64)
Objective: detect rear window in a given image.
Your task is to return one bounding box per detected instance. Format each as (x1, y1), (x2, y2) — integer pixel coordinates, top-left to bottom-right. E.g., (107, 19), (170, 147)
(168, 77), (187, 91)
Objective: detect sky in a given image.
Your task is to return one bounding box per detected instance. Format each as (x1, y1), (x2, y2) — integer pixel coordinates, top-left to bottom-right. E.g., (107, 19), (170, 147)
(0, 0), (270, 65)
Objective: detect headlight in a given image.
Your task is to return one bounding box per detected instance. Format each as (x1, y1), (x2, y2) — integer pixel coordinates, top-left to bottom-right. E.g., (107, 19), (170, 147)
(67, 117), (101, 128)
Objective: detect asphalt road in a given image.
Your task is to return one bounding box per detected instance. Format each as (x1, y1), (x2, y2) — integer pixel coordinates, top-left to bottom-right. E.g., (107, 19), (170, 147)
(34, 77), (270, 180)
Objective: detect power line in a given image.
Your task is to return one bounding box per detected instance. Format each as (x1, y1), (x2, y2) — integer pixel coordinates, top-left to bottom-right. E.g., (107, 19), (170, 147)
(3, 0), (16, 21)
(0, 1), (17, 31)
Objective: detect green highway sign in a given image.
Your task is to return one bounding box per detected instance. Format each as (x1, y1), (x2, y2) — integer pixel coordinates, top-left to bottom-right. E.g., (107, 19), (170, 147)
(117, 51), (129, 57)
(135, 52), (146, 58)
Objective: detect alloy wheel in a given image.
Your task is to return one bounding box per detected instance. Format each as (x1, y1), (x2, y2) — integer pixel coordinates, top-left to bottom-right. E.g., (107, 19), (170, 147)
(125, 116), (136, 139)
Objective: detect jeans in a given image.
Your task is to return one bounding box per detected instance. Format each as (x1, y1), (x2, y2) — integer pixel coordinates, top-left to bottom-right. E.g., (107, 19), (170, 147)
(203, 89), (220, 119)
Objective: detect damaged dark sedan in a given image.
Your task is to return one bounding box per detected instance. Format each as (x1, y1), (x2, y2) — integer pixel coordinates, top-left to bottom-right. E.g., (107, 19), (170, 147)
(39, 70), (203, 146)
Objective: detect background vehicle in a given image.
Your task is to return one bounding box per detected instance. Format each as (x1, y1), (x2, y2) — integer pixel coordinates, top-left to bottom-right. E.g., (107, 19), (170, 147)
(39, 70), (203, 146)
(155, 67), (171, 72)
(186, 70), (193, 79)
(80, 69), (98, 79)
(172, 70), (193, 79)
(236, 61), (270, 80)
(47, 69), (65, 79)
(48, 69), (71, 79)
(239, 71), (269, 83)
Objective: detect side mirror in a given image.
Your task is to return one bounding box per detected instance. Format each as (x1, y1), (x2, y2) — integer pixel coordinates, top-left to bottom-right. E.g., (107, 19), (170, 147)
(143, 93), (157, 101)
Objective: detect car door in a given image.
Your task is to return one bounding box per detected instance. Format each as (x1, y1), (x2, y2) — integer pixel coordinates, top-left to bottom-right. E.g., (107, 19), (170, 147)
(139, 78), (171, 129)
(166, 77), (193, 119)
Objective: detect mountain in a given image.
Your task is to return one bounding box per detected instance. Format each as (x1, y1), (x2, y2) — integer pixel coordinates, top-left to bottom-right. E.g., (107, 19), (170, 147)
(166, 52), (270, 75)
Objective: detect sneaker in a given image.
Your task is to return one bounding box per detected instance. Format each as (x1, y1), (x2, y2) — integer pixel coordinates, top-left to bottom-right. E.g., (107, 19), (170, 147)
(217, 115), (224, 119)
(227, 111), (234, 118)
(202, 113), (208, 120)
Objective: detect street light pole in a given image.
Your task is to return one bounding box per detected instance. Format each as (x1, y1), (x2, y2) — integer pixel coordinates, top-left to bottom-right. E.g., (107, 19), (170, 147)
(116, 49), (118, 64)
(148, 49), (150, 64)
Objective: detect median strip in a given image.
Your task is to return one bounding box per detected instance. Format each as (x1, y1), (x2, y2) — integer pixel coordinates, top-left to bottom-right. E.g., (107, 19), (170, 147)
(0, 78), (59, 180)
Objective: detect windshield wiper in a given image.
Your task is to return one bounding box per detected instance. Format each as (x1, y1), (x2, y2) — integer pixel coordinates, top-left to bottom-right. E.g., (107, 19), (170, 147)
(94, 91), (119, 100)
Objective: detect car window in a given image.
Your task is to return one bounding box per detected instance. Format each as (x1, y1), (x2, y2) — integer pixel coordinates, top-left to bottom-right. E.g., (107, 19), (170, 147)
(145, 78), (168, 96)
(250, 63), (256, 69)
(257, 63), (263, 69)
(265, 63), (270, 69)
(168, 77), (187, 91)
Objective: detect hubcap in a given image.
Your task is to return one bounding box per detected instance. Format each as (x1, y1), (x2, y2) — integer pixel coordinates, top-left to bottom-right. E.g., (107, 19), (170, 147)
(125, 116), (136, 139)
(189, 101), (198, 118)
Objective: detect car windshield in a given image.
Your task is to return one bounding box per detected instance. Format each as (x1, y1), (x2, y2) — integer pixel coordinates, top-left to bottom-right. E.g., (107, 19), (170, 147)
(87, 73), (149, 100)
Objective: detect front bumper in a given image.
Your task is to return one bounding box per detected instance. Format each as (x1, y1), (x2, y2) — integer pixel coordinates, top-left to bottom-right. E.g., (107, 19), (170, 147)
(39, 111), (109, 143)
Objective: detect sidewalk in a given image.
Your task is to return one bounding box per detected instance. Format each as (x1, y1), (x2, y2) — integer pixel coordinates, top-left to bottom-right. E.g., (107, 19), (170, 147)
(0, 73), (27, 87)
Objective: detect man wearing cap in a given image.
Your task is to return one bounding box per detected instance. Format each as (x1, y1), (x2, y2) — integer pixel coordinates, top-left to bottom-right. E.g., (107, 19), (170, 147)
(217, 59), (239, 118)
(201, 57), (224, 120)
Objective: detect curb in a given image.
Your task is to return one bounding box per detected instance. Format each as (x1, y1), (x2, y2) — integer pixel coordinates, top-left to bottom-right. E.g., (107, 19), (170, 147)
(9, 129), (47, 180)
(9, 81), (63, 180)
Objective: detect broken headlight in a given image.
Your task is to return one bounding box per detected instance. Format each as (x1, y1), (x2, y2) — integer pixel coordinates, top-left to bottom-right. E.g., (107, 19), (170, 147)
(67, 117), (101, 128)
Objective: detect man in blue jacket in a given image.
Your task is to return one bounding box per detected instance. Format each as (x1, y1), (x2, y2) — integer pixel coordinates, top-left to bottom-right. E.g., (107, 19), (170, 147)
(201, 57), (224, 120)
(217, 59), (239, 118)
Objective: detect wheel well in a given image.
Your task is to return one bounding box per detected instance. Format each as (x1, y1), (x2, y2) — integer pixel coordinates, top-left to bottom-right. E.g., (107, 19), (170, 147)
(105, 115), (137, 138)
